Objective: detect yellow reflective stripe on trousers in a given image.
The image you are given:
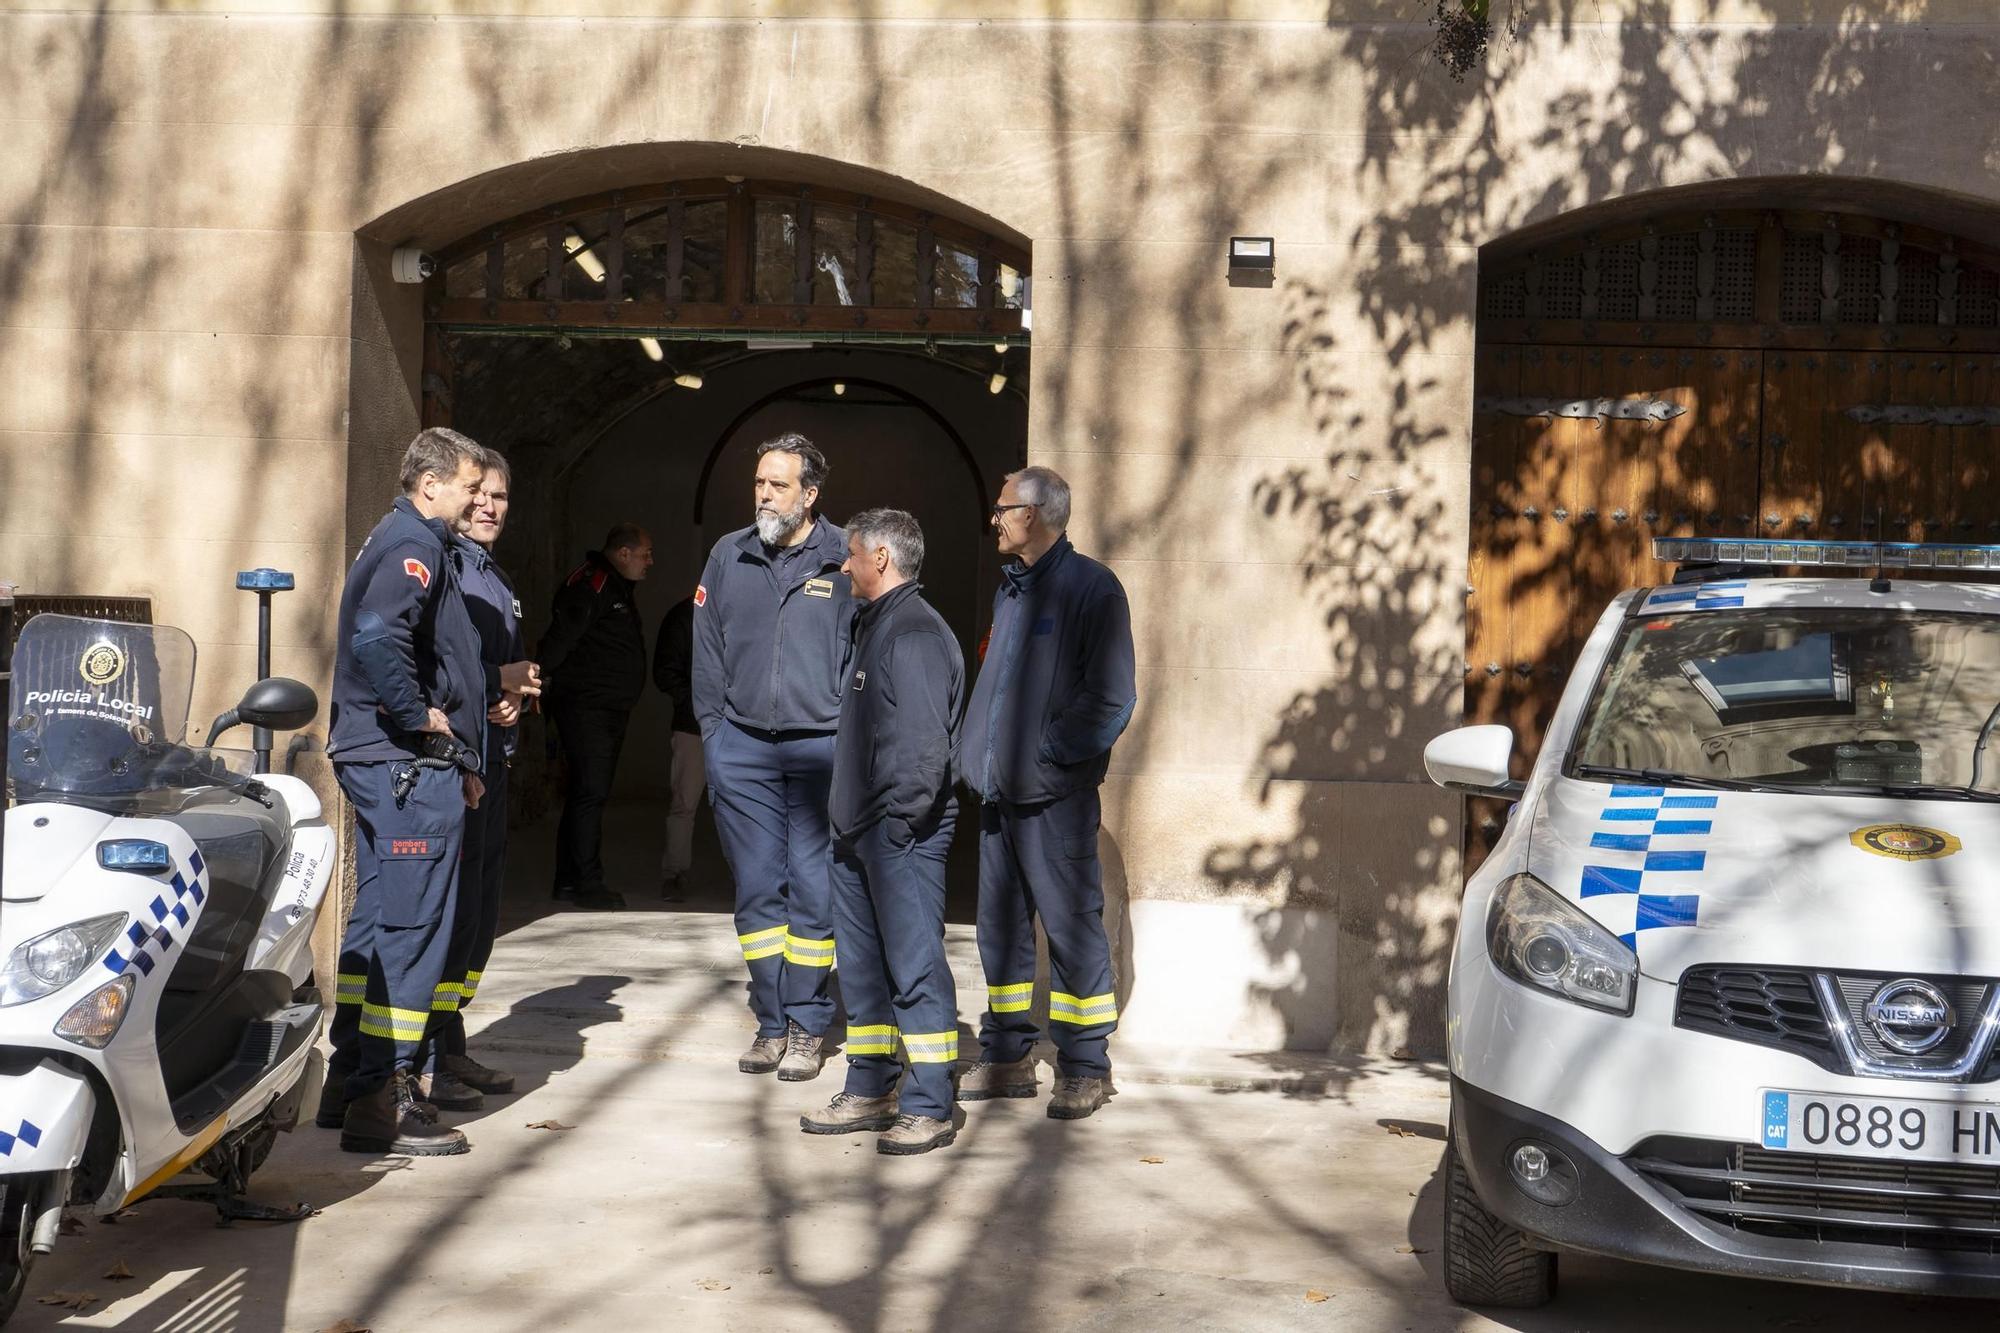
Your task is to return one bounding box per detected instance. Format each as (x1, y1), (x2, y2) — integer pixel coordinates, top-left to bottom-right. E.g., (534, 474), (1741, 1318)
(901, 1030), (959, 1064)
(783, 932), (836, 968)
(431, 980), (465, 1013)
(846, 1023), (898, 1056)
(739, 925), (786, 961)
(461, 969), (483, 1001)
(987, 980), (1034, 1013)
(334, 972), (366, 1006)
(357, 1002), (429, 1042)
(1048, 991), (1118, 1026)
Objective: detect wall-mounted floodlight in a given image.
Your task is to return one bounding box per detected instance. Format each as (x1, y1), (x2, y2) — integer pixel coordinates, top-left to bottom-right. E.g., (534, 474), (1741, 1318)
(1228, 236), (1276, 288)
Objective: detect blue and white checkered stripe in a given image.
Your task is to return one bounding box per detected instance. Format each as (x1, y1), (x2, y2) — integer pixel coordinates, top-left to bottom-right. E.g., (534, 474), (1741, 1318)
(1640, 581), (1747, 612)
(1577, 786), (1718, 954)
(0, 1120), (42, 1156)
(103, 849), (206, 978)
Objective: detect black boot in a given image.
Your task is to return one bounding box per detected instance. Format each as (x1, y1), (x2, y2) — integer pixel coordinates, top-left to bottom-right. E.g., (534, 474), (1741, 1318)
(340, 1074), (470, 1156)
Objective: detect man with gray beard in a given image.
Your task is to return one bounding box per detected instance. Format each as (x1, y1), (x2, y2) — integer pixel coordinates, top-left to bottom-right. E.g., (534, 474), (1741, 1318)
(692, 434), (854, 1080)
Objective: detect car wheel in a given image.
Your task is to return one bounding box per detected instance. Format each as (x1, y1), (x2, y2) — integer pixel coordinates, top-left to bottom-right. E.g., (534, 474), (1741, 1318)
(1442, 1140), (1557, 1308)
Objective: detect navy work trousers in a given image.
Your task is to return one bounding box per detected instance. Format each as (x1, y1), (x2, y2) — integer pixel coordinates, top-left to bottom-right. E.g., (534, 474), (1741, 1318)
(829, 815), (958, 1119)
(330, 759), (467, 1098)
(976, 786), (1118, 1078)
(552, 700), (629, 894)
(705, 720), (837, 1037)
(426, 759), (509, 1071)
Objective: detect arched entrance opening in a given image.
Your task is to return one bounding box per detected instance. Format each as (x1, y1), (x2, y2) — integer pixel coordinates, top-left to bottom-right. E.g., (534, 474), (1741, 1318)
(392, 162), (1029, 913)
(1465, 181), (2000, 857)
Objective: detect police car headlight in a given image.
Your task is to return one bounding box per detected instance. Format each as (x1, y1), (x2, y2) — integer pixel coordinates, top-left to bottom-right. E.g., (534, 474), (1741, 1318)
(1485, 874), (1636, 1016)
(0, 914), (129, 1007)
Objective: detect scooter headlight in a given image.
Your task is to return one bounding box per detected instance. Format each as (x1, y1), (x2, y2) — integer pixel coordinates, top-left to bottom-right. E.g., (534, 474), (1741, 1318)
(0, 914), (129, 1006)
(1485, 873), (1637, 1015)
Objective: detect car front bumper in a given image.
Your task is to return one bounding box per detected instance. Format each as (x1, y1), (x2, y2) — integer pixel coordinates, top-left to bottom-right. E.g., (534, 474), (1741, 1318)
(1454, 1075), (2000, 1298)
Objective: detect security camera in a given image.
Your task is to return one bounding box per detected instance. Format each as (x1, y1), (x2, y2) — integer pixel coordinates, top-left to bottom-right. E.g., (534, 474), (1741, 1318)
(391, 247), (437, 284)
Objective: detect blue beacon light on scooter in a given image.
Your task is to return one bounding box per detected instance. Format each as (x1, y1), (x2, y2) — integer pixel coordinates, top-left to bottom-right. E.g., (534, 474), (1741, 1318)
(95, 841), (172, 874)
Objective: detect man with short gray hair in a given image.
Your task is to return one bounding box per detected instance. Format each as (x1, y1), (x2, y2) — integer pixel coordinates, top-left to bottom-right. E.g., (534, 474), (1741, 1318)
(956, 465), (1136, 1121)
(800, 508), (965, 1154)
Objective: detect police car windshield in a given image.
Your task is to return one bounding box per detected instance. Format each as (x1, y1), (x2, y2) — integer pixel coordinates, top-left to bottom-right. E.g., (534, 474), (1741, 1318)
(8, 614), (203, 798)
(1570, 606), (2000, 797)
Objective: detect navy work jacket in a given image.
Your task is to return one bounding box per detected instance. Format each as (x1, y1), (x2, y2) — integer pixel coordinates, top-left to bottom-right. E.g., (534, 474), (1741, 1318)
(957, 534), (1137, 805)
(540, 551), (646, 711)
(453, 533), (524, 765)
(829, 581), (964, 845)
(328, 496), (488, 766)
(692, 519), (853, 736)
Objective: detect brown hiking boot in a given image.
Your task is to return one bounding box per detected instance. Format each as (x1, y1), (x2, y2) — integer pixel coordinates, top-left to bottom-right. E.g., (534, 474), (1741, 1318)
(416, 1069), (484, 1111)
(1048, 1074), (1111, 1121)
(877, 1114), (956, 1156)
(445, 1052), (515, 1094)
(341, 1074), (469, 1155)
(739, 1033), (785, 1074)
(317, 1078), (436, 1128)
(955, 1056), (1038, 1102)
(799, 1090), (899, 1135)
(776, 1020), (824, 1082)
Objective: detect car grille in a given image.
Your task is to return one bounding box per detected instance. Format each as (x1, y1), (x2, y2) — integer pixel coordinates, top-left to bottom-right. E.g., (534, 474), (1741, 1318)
(1631, 1137), (2000, 1255)
(1674, 967), (1842, 1073)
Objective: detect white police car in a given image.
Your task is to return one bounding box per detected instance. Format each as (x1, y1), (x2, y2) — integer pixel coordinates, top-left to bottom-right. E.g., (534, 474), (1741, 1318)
(1426, 538), (2000, 1307)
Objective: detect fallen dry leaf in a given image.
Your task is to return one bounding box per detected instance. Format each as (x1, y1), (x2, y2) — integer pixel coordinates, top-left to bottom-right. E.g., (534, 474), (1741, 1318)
(1304, 1289), (1331, 1303)
(1386, 1125), (1416, 1138)
(1394, 1244), (1431, 1255)
(318, 1320), (372, 1333)
(99, 1207), (140, 1224)
(37, 1291), (98, 1310)
(695, 1278), (731, 1292)
(1139, 1155), (1165, 1165)
(58, 1217), (85, 1235)
(104, 1260), (135, 1281)
(1389, 1047), (1416, 1061)
(757, 1266), (774, 1275)
(524, 1120), (575, 1132)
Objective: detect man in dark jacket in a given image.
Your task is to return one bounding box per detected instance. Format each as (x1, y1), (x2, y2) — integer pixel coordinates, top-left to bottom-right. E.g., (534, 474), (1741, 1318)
(540, 523), (653, 909)
(799, 509), (964, 1156)
(652, 594), (704, 898)
(955, 466), (1137, 1121)
(321, 427), (491, 1157)
(693, 434), (852, 1080)
(421, 451), (539, 1111)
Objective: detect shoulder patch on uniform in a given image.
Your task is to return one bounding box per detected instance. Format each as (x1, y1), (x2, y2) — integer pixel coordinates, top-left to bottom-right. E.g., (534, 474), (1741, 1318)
(589, 569), (608, 594)
(694, 584), (708, 608)
(403, 558), (431, 589)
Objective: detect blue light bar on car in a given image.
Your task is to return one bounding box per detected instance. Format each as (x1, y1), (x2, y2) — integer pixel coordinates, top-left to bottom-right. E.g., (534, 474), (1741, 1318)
(1652, 538), (2000, 571)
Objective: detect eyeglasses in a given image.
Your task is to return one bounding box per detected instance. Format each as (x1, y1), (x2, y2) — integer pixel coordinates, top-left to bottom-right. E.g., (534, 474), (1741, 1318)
(990, 502), (1037, 519)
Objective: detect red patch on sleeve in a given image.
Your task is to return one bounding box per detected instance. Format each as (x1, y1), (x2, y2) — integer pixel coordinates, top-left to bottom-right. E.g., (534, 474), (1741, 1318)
(403, 558), (431, 589)
(977, 623), (992, 663)
(694, 584), (708, 608)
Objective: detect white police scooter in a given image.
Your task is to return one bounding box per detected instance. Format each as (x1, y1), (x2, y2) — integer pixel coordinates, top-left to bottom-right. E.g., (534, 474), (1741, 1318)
(0, 612), (334, 1320)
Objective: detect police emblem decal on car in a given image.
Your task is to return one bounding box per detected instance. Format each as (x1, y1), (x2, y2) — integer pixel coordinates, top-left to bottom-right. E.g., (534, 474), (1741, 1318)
(1848, 824), (1961, 861)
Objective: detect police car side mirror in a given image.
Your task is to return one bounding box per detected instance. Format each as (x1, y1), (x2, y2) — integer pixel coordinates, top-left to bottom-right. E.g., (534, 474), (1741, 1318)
(1424, 725), (1523, 798)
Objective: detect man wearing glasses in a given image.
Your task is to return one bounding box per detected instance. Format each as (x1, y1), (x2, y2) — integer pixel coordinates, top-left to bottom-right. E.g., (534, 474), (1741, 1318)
(955, 466), (1137, 1120)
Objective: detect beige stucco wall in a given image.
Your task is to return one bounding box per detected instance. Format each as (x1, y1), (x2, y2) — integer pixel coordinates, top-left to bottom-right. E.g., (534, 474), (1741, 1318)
(5, 0), (1996, 1053)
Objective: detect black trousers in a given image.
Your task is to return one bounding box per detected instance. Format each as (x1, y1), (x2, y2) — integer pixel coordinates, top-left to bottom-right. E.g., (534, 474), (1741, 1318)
(553, 700), (630, 893)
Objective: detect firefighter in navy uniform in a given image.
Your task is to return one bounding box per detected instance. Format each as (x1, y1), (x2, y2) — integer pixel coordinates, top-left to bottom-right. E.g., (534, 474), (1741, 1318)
(539, 523), (653, 909)
(419, 452), (539, 1111)
(956, 466), (1137, 1121)
(799, 509), (965, 1155)
(693, 433), (853, 1081)
(319, 428), (492, 1157)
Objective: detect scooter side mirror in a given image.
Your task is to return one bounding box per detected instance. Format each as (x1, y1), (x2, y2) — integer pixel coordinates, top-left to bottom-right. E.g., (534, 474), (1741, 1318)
(234, 677), (318, 733)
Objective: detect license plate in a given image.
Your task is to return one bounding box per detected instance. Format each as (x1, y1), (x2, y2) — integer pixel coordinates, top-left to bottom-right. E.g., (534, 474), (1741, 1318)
(1761, 1088), (2000, 1164)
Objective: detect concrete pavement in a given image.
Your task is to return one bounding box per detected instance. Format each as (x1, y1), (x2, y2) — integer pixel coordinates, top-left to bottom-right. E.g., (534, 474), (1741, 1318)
(9, 805), (1990, 1330)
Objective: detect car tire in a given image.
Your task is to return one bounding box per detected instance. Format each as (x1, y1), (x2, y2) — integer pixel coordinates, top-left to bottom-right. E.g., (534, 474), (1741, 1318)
(1442, 1141), (1557, 1308)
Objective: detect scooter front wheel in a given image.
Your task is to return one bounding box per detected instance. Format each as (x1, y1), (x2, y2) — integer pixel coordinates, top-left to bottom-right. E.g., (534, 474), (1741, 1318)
(0, 1177), (39, 1326)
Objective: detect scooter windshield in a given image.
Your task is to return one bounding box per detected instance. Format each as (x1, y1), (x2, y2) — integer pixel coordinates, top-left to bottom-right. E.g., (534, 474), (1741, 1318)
(9, 614), (199, 797)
